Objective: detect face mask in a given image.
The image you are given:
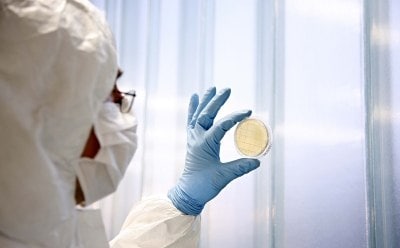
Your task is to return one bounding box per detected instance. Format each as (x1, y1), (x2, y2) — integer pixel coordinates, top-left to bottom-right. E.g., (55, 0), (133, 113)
(75, 102), (138, 205)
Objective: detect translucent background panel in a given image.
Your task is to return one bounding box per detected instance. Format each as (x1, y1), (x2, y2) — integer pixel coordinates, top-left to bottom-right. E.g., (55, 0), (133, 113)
(282, 0), (368, 247)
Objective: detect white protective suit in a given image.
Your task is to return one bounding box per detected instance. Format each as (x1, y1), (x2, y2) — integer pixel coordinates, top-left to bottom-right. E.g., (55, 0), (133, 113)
(0, 0), (199, 247)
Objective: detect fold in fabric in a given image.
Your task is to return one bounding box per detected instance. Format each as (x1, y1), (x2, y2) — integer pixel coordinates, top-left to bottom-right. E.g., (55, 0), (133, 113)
(110, 196), (201, 248)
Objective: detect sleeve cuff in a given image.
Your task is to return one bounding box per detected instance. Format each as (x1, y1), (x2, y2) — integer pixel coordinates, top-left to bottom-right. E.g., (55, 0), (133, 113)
(167, 186), (204, 216)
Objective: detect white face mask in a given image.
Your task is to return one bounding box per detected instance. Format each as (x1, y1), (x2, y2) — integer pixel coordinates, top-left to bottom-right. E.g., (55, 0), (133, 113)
(95, 101), (138, 143)
(75, 102), (138, 205)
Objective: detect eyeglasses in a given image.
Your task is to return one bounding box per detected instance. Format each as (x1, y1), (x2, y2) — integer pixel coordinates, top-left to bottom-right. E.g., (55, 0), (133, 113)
(120, 90), (136, 113)
(113, 68), (136, 113)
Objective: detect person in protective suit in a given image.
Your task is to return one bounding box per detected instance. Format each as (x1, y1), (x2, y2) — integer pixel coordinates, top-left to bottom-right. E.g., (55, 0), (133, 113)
(0, 1), (261, 247)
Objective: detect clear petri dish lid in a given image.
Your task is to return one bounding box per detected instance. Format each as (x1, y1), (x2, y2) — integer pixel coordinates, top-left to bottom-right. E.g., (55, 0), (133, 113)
(234, 117), (272, 158)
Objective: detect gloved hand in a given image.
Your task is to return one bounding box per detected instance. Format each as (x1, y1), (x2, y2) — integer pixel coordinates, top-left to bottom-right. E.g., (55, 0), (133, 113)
(168, 87), (261, 216)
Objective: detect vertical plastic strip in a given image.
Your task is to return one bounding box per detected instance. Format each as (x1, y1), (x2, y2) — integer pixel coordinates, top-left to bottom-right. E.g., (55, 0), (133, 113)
(363, 1), (378, 246)
(197, 1), (215, 246)
(255, 0), (286, 247)
(199, 0), (215, 89)
(254, 0), (274, 247)
(363, 0), (394, 247)
(271, 0), (286, 247)
(140, 0), (161, 197)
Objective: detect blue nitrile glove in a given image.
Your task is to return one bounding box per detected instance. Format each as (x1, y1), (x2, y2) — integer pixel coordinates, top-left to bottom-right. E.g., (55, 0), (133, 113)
(168, 87), (261, 216)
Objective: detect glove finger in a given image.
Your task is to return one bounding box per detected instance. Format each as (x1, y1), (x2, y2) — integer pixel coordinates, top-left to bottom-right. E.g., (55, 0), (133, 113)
(208, 110), (251, 143)
(217, 158), (261, 185)
(189, 87), (216, 127)
(197, 88), (231, 130)
(187, 94), (199, 128)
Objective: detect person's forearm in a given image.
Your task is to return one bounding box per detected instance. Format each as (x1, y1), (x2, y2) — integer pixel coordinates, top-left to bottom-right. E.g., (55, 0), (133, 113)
(109, 196), (200, 247)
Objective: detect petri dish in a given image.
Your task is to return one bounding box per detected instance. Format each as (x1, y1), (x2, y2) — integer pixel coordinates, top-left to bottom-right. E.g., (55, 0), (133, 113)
(234, 118), (272, 158)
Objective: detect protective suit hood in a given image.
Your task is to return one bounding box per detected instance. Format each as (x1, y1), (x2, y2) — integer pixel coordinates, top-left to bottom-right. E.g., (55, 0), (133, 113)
(0, 0), (117, 246)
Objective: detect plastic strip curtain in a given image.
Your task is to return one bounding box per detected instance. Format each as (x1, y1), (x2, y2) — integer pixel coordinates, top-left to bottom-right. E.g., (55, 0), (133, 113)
(90, 0), (400, 247)
(91, 1), (271, 245)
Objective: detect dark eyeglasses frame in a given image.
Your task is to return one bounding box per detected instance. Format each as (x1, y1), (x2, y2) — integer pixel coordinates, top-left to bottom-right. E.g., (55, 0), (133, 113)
(120, 90), (136, 113)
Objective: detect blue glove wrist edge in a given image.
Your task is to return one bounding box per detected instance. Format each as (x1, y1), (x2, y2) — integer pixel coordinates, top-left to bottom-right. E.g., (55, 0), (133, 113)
(168, 185), (204, 216)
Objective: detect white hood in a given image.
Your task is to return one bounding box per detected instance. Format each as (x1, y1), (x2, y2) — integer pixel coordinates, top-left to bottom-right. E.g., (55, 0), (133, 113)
(0, 0), (117, 246)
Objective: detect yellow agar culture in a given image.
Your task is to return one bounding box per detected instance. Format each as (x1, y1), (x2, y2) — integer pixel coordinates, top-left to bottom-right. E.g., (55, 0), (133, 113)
(234, 118), (270, 157)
